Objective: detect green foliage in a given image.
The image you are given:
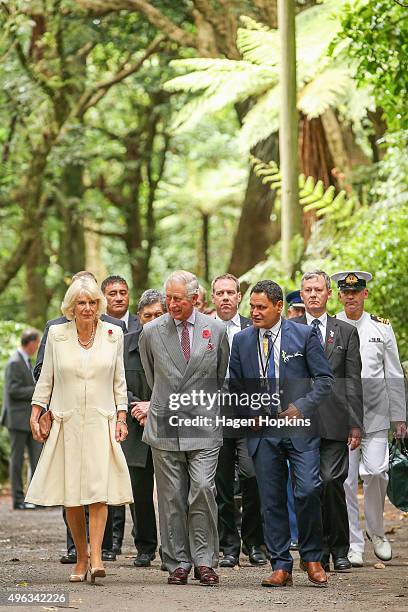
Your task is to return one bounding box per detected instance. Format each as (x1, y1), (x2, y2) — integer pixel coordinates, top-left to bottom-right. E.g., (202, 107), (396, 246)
(164, 0), (373, 150)
(338, 0), (408, 131)
(0, 320), (25, 484)
(250, 155), (360, 227)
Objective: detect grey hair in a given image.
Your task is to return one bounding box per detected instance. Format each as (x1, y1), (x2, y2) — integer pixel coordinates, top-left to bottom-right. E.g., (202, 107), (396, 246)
(164, 270), (199, 298)
(301, 270), (331, 290)
(138, 289), (166, 313)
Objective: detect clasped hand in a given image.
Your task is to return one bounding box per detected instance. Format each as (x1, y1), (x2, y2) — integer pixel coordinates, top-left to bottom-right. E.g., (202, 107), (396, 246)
(131, 401), (150, 427)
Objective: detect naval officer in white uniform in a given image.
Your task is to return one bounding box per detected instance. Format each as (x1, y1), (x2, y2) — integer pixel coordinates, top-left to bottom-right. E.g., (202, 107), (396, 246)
(333, 270), (406, 567)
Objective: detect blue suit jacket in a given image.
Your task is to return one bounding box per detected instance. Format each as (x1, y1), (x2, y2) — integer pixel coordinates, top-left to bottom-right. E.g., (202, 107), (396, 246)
(229, 318), (334, 453)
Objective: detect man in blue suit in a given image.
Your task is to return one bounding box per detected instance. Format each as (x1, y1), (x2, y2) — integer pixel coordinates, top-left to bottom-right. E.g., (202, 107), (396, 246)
(229, 280), (334, 588)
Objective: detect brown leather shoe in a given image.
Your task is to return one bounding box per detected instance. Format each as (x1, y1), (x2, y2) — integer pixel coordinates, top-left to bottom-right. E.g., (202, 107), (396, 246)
(303, 562), (328, 587)
(262, 569), (293, 587)
(195, 566), (219, 586)
(167, 567), (189, 585)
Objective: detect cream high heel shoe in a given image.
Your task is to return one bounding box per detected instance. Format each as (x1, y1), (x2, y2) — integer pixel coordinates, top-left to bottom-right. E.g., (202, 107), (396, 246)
(69, 568), (89, 582)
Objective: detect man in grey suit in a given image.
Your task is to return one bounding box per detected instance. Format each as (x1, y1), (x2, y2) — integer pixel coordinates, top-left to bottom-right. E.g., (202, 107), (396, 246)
(138, 270), (229, 586)
(1, 329), (41, 509)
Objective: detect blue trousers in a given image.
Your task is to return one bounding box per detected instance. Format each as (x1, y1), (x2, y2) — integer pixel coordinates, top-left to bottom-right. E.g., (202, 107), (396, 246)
(253, 438), (323, 572)
(287, 465), (298, 543)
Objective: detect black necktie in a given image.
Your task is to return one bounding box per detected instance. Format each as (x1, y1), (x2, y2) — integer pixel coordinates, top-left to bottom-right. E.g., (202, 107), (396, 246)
(311, 319), (324, 346)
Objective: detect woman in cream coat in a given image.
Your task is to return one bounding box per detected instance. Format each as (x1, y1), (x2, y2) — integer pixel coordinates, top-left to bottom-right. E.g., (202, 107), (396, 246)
(27, 277), (133, 583)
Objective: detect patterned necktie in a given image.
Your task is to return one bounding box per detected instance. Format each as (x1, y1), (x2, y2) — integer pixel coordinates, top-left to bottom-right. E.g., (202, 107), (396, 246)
(312, 318), (324, 346)
(264, 331), (276, 379)
(181, 321), (190, 361)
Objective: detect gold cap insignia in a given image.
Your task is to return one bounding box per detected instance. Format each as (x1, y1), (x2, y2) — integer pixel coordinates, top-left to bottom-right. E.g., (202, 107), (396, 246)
(345, 273), (359, 285)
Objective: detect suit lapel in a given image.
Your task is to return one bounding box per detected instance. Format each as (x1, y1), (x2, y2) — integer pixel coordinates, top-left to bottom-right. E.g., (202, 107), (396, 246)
(159, 315), (187, 375)
(248, 326), (260, 378)
(17, 351), (32, 383)
(325, 315), (337, 360)
(279, 319), (292, 383)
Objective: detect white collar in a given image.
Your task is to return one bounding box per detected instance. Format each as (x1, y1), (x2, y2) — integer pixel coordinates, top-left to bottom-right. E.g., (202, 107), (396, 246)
(174, 310), (196, 326)
(306, 311), (328, 326)
(215, 311), (241, 327)
(260, 317), (282, 336)
(120, 311), (130, 327)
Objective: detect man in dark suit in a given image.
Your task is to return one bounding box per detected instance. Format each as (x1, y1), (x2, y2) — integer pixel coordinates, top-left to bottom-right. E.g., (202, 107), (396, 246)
(101, 275), (141, 333)
(2, 330), (41, 509)
(112, 290), (166, 565)
(211, 273), (266, 568)
(229, 280), (334, 588)
(294, 270), (363, 572)
(33, 271), (126, 563)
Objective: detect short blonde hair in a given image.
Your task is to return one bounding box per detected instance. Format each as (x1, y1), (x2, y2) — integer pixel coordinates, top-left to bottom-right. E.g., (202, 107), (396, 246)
(61, 278), (107, 321)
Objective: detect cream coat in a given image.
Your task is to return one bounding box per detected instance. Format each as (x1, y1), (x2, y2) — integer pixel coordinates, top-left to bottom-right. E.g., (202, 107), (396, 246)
(25, 320), (133, 507)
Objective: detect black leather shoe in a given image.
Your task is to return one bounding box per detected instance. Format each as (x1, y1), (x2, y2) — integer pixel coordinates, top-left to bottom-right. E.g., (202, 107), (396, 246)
(60, 551), (77, 564)
(134, 553), (156, 567)
(102, 550), (116, 561)
(111, 541), (122, 555)
(13, 502), (36, 510)
(333, 556), (352, 571)
(248, 546), (268, 566)
(219, 554), (239, 568)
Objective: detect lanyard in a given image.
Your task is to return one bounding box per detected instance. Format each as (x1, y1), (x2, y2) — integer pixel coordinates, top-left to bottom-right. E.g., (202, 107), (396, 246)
(257, 324), (281, 379)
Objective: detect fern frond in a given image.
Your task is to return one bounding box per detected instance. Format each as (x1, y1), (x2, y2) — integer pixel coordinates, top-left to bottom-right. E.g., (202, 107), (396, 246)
(298, 67), (351, 118)
(237, 25), (279, 67)
(239, 87), (280, 151)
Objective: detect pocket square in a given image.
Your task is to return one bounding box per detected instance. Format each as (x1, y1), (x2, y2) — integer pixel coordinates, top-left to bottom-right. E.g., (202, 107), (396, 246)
(207, 342), (215, 351)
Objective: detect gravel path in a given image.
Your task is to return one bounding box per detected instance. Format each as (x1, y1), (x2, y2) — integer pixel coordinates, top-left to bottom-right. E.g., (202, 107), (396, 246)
(1, 494), (408, 612)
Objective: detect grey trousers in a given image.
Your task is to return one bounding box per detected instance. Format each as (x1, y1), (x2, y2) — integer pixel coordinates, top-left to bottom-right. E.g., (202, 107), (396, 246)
(152, 447), (220, 573)
(9, 429), (42, 505)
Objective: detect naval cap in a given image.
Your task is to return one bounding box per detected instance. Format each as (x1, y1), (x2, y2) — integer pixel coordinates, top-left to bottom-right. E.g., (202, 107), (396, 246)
(331, 270), (372, 291)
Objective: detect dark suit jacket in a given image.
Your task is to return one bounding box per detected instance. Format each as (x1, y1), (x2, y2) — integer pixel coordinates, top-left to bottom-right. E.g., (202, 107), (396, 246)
(239, 315), (252, 330)
(1, 350), (35, 431)
(229, 318), (334, 453)
(122, 329), (151, 467)
(33, 314), (126, 382)
(293, 313), (363, 440)
(127, 313), (142, 333)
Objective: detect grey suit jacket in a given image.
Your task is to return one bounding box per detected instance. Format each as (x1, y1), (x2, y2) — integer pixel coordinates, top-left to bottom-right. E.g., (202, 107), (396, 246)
(139, 311), (229, 451)
(1, 350), (35, 431)
(33, 314), (126, 382)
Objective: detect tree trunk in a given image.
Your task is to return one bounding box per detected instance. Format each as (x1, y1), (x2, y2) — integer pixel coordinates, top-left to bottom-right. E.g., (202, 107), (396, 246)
(25, 231), (49, 329)
(228, 134), (280, 278)
(278, 0), (301, 277)
(57, 164), (86, 282)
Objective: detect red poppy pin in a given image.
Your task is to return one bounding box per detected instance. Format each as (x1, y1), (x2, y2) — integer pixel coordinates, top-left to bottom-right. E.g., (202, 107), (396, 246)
(327, 338), (334, 344)
(202, 329), (211, 339)
(108, 329), (113, 335)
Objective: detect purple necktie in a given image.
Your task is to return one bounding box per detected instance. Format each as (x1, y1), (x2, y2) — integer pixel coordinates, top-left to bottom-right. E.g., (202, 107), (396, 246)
(181, 321), (190, 362)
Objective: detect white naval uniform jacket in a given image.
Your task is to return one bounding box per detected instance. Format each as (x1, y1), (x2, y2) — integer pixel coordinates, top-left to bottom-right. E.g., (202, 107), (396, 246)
(336, 311), (406, 433)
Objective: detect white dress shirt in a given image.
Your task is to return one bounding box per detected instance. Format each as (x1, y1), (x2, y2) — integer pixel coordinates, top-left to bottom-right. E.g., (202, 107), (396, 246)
(258, 317), (282, 380)
(120, 311), (130, 330)
(215, 311), (241, 345)
(174, 310), (196, 350)
(305, 311), (328, 343)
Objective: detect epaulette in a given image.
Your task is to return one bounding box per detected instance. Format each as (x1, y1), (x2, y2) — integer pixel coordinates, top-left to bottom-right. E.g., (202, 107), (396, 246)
(371, 314), (390, 325)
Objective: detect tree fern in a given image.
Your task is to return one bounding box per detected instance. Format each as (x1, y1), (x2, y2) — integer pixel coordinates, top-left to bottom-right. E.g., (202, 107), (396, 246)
(164, 0), (373, 148)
